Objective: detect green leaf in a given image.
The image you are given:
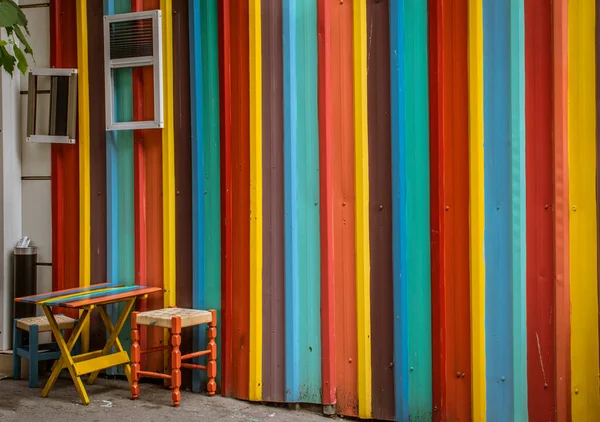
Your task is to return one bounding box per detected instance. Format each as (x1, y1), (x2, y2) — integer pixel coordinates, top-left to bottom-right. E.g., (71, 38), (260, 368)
(0, 2), (18, 28)
(13, 24), (32, 55)
(13, 44), (26, 74)
(0, 45), (15, 75)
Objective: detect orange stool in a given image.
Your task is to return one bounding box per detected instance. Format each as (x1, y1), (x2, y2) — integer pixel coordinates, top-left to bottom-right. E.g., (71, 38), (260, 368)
(130, 308), (217, 406)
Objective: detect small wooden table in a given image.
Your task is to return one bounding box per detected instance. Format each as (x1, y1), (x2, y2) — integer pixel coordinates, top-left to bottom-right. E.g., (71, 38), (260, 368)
(15, 283), (162, 405)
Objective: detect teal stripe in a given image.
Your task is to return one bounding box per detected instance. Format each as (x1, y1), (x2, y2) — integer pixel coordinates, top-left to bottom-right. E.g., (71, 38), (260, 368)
(106, 0), (135, 375)
(201, 0), (222, 390)
(404, 1), (432, 420)
(44, 285), (142, 306)
(190, 0), (221, 393)
(295, 0), (321, 403)
(510, 0), (528, 418)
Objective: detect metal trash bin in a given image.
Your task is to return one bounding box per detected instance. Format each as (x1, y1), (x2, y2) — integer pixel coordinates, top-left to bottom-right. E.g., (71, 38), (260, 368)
(13, 245), (37, 320)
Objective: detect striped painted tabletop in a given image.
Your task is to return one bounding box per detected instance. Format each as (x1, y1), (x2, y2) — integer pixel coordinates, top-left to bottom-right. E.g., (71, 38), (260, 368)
(15, 284), (162, 308)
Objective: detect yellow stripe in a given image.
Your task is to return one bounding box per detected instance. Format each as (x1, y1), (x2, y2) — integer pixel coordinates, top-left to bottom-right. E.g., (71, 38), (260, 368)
(38, 287), (115, 305)
(353, 1), (372, 418)
(76, 0), (91, 353)
(568, 1), (600, 418)
(468, 0), (486, 420)
(248, 0), (263, 402)
(160, 0), (176, 309)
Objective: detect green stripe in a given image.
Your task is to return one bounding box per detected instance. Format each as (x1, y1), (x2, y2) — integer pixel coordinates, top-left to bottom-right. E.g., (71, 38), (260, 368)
(405, 1), (432, 420)
(510, 0), (528, 418)
(296, 0), (321, 403)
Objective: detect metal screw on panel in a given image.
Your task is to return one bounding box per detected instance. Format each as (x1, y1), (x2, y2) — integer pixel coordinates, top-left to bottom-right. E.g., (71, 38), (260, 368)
(433, 407), (438, 413)
(410, 367), (414, 372)
(575, 388), (579, 395)
(348, 358), (352, 363)
(445, 206), (450, 211)
(545, 204), (549, 210)
(389, 362), (393, 368)
(501, 376), (505, 382)
(342, 201), (346, 206)
(379, 205), (383, 210)
(572, 205), (577, 211)
(456, 372), (461, 378)
(461, 373), (465, 378)
(544, 383), (548, 389)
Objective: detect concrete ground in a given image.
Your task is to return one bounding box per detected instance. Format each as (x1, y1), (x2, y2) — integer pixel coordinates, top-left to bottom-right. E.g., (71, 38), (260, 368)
(0, 376), (330, 422)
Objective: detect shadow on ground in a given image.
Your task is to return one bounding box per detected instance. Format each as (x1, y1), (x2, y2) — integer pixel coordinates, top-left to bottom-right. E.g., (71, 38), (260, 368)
(0, 376), (329, 422)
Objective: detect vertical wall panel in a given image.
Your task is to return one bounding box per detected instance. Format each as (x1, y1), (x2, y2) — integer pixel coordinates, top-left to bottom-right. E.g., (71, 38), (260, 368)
(330, 0), (358, 415)
(230, 0), (251, 400)
(317, 0), (336, 409)
(524, 1), (555, 420)
(141, 0), (164, 374)
(172, 0), (193, 388)
(509, 1), (528, 418)
(298, 0), (322, 404)
(248, 0), (263, 402)
(367, 0), (394, 420)
(261, 0), (285, 403)
(87, 0), (108, 352)
(105, 0), (135, 374)
(404, 2), (432, 419)
(76, 0), (92, 353)
(51, 0), (79, 322)
(218, 0), (234, 396)
(483, 2), (513, 420)
(283, 0), (322, 404)
(568, 0), (600, 418)
(552, 2), (571, 419)
(353, 1), (372, 418)
(189, 0), (222, 394)
(429, 1), (472, 420)
(468, 0), (487, 419)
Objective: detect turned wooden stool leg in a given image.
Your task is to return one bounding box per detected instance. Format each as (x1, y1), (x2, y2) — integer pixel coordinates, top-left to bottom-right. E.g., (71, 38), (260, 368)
(130, 312), (140, 400)
(207, 310), (217, 396)
(170, 316), (182, 407)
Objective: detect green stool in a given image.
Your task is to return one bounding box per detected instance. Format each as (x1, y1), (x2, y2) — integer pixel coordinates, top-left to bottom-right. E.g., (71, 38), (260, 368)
(12, 315), (80, 388)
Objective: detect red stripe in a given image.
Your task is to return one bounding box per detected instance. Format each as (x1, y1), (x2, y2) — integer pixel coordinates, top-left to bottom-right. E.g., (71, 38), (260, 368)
(524, 2), (556, 420)
(317, 0), (335, 407)
(219, 0), (234, 396)
(50, 0), (79, 321)
(430, 1), (471, 420)
(428, 0), (446, 419)
(552, 1), (571, 420)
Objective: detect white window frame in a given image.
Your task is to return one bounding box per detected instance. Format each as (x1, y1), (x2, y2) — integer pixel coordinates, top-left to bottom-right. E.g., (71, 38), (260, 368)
(103, 10), (163, 131)
(26, 68), (78, 145)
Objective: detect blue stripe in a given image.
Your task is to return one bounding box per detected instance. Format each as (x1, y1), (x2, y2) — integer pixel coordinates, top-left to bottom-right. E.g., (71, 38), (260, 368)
(389, 1), (409, 420)
(483, 1), (513, 420)
(189, 0), (205, 393)
(44, 285), (144, 306)
(283, 0), (300, 402)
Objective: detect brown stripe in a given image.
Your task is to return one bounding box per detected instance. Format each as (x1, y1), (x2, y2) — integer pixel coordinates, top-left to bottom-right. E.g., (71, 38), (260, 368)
(87, 0), (107, 352)
(172, 0), (194, 390)
(261, 0), (285, 403)
(366, 0), (395, 419)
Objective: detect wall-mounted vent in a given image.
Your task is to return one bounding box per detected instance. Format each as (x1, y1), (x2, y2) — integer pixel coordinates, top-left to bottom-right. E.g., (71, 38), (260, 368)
(26, 68), (78, 144)
(104, 10), (163, 131)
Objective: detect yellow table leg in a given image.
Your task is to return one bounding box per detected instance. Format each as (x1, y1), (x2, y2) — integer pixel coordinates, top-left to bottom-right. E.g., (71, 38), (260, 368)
(87, 298), (135, 385)
(41, 306), (92, 405)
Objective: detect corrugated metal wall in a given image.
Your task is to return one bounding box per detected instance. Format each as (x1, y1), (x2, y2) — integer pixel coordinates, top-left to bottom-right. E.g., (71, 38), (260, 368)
(48, 0), (600, 420)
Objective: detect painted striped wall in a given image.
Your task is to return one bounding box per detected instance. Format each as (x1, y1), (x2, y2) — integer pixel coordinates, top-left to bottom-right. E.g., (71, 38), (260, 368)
(48, 0), (600, 420)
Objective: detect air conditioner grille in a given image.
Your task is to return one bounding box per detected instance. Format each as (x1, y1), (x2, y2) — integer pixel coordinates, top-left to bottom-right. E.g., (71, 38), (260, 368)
(109, 19), (153, 60)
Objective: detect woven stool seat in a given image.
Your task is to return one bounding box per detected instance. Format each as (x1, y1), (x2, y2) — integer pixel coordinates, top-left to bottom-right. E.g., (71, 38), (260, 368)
(135, 307), (213, 329)
(16, 315), (77, 333)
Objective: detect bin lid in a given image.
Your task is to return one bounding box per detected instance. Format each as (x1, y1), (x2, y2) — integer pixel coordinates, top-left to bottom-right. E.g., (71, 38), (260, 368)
(14, 246), (37, 255)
